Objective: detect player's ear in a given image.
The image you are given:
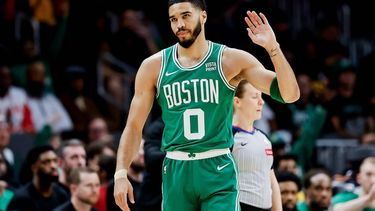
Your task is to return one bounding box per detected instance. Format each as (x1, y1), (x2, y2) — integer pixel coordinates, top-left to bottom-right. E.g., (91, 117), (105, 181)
(201, 11), (207, 24)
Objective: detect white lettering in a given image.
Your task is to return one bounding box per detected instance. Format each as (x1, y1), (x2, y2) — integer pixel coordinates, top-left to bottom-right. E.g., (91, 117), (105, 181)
(163, 79), (220, 108)
(163, 85), (174, 108)
(200, 79), (209, 103)
(172, 83), (182, 106)
(191, 79), (199, 103)
(181, 81), (191, 104)
(210, 79), (219, 103)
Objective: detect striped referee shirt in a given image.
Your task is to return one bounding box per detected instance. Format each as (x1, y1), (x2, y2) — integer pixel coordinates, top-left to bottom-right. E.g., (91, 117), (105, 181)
(232, 126), (274, 209)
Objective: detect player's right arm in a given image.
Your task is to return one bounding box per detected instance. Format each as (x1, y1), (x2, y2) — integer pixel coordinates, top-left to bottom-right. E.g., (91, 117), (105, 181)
(114, 53), (161, 211)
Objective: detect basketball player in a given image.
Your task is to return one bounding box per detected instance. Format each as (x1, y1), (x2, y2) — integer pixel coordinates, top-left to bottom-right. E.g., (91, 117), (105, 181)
(114, 0), (300, 210)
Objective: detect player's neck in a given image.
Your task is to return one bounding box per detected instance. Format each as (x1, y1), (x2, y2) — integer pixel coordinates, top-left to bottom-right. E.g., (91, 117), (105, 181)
(177, 36), (208, 61)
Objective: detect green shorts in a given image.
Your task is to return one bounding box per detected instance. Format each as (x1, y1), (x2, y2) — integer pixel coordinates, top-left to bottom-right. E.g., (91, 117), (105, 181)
(162, 149), (240, 211)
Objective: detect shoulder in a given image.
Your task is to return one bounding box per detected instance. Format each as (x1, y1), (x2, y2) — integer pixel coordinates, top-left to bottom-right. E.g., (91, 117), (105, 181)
(222, 47), (257, 64)
(52, 183), (69, 198)
(136, 51), (163, 85)
(142, 51), (163, 69)
(139, 51), (163, 73)
(255, 128), (270, 140)
(9, 86), (27, 97)
(8, 185), (34, 207)
(221, 47), (263, 85)
(232, 126), (241, 136)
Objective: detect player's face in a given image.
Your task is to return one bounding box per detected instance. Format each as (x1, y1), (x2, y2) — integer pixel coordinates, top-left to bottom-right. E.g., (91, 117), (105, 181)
(169, 3), (205, 48)
(235, 83), (264, 122)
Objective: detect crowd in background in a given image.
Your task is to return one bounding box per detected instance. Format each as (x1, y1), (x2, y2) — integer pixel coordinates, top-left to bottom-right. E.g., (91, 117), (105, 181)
(1, 0), (375, 210)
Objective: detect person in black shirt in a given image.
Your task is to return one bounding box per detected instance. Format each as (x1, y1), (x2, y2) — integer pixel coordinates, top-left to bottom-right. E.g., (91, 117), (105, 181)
(7, 145), (69, 211)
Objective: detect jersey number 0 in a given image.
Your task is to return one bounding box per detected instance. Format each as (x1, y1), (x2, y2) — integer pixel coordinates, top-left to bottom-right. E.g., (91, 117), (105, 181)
(183, 108), (205, 140)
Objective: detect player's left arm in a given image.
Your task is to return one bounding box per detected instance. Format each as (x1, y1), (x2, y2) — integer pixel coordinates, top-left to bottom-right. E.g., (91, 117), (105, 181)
(241, 10), (300, 103)
(225, 48), (298, 103)
(270, 169), (283, 211)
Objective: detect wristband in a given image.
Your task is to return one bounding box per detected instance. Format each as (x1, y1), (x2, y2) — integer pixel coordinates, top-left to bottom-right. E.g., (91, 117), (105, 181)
(114, 169), (128, 180)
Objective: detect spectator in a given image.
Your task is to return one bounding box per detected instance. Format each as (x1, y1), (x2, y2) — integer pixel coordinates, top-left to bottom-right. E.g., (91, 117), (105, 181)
(108, 7), (160, 69)
(53, 167), (100, 211)
(332, 156), (375, 211)
(86, 141), (116, 172)
(288, 73), (323, 141)
(7, 145), (69, 211)
(274, 153), (300, 177)
(0, 151), (15, 210)
(297, 168), (332, 211)
(94, 155), (116, 211)
(323, 64), (365, 139)
(26, 60), (73, 135)
(0, 65), (33, 133)
(138, 117), (165, 211)
(57, 139), (87, 192)
(126, 139), (145, 210)
(0, 116), (15, 167)
(107, 139), (145, 211)
(87, 117), (112, 144)
(276, 171), (301, 211)
(59, 65), (102, 140)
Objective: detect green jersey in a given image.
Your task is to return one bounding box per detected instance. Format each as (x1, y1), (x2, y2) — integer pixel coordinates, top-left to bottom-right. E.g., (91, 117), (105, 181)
(156, 41), (235, 152)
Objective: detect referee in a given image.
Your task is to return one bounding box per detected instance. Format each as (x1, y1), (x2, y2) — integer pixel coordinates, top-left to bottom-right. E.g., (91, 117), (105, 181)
(232, 80), (282, 211)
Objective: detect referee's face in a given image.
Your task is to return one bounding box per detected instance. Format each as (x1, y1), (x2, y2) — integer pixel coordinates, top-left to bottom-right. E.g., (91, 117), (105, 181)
(235, 83), (264, 122)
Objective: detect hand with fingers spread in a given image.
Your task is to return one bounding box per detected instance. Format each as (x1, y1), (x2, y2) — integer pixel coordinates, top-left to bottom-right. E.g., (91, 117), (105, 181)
(244, 11), (278, 53)
(114, 176), (135, 211)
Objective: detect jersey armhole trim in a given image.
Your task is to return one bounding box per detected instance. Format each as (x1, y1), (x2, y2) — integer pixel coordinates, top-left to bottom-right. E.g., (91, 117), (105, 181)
(156, 49), (166, 98)
(217, 46), (236, 91)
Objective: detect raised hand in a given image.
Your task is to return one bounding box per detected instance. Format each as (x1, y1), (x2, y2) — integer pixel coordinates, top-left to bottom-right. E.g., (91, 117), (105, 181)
(244, 11), (278, 52)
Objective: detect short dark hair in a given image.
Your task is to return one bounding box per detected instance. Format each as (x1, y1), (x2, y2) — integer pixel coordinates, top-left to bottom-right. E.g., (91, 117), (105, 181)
(19, 145), (55, 184)
(28, 145), (55, 166)
(276, 171), (302, 191)
(274, 153), (298, 169)
(168, 0), (206, 11)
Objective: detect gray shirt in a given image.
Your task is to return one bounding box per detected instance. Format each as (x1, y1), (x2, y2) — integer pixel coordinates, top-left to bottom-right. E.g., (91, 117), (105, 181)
(232, 126), (273, 209)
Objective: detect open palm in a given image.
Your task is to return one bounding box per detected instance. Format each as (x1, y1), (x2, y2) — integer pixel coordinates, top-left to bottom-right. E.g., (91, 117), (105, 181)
(245, 11), (277, 52)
